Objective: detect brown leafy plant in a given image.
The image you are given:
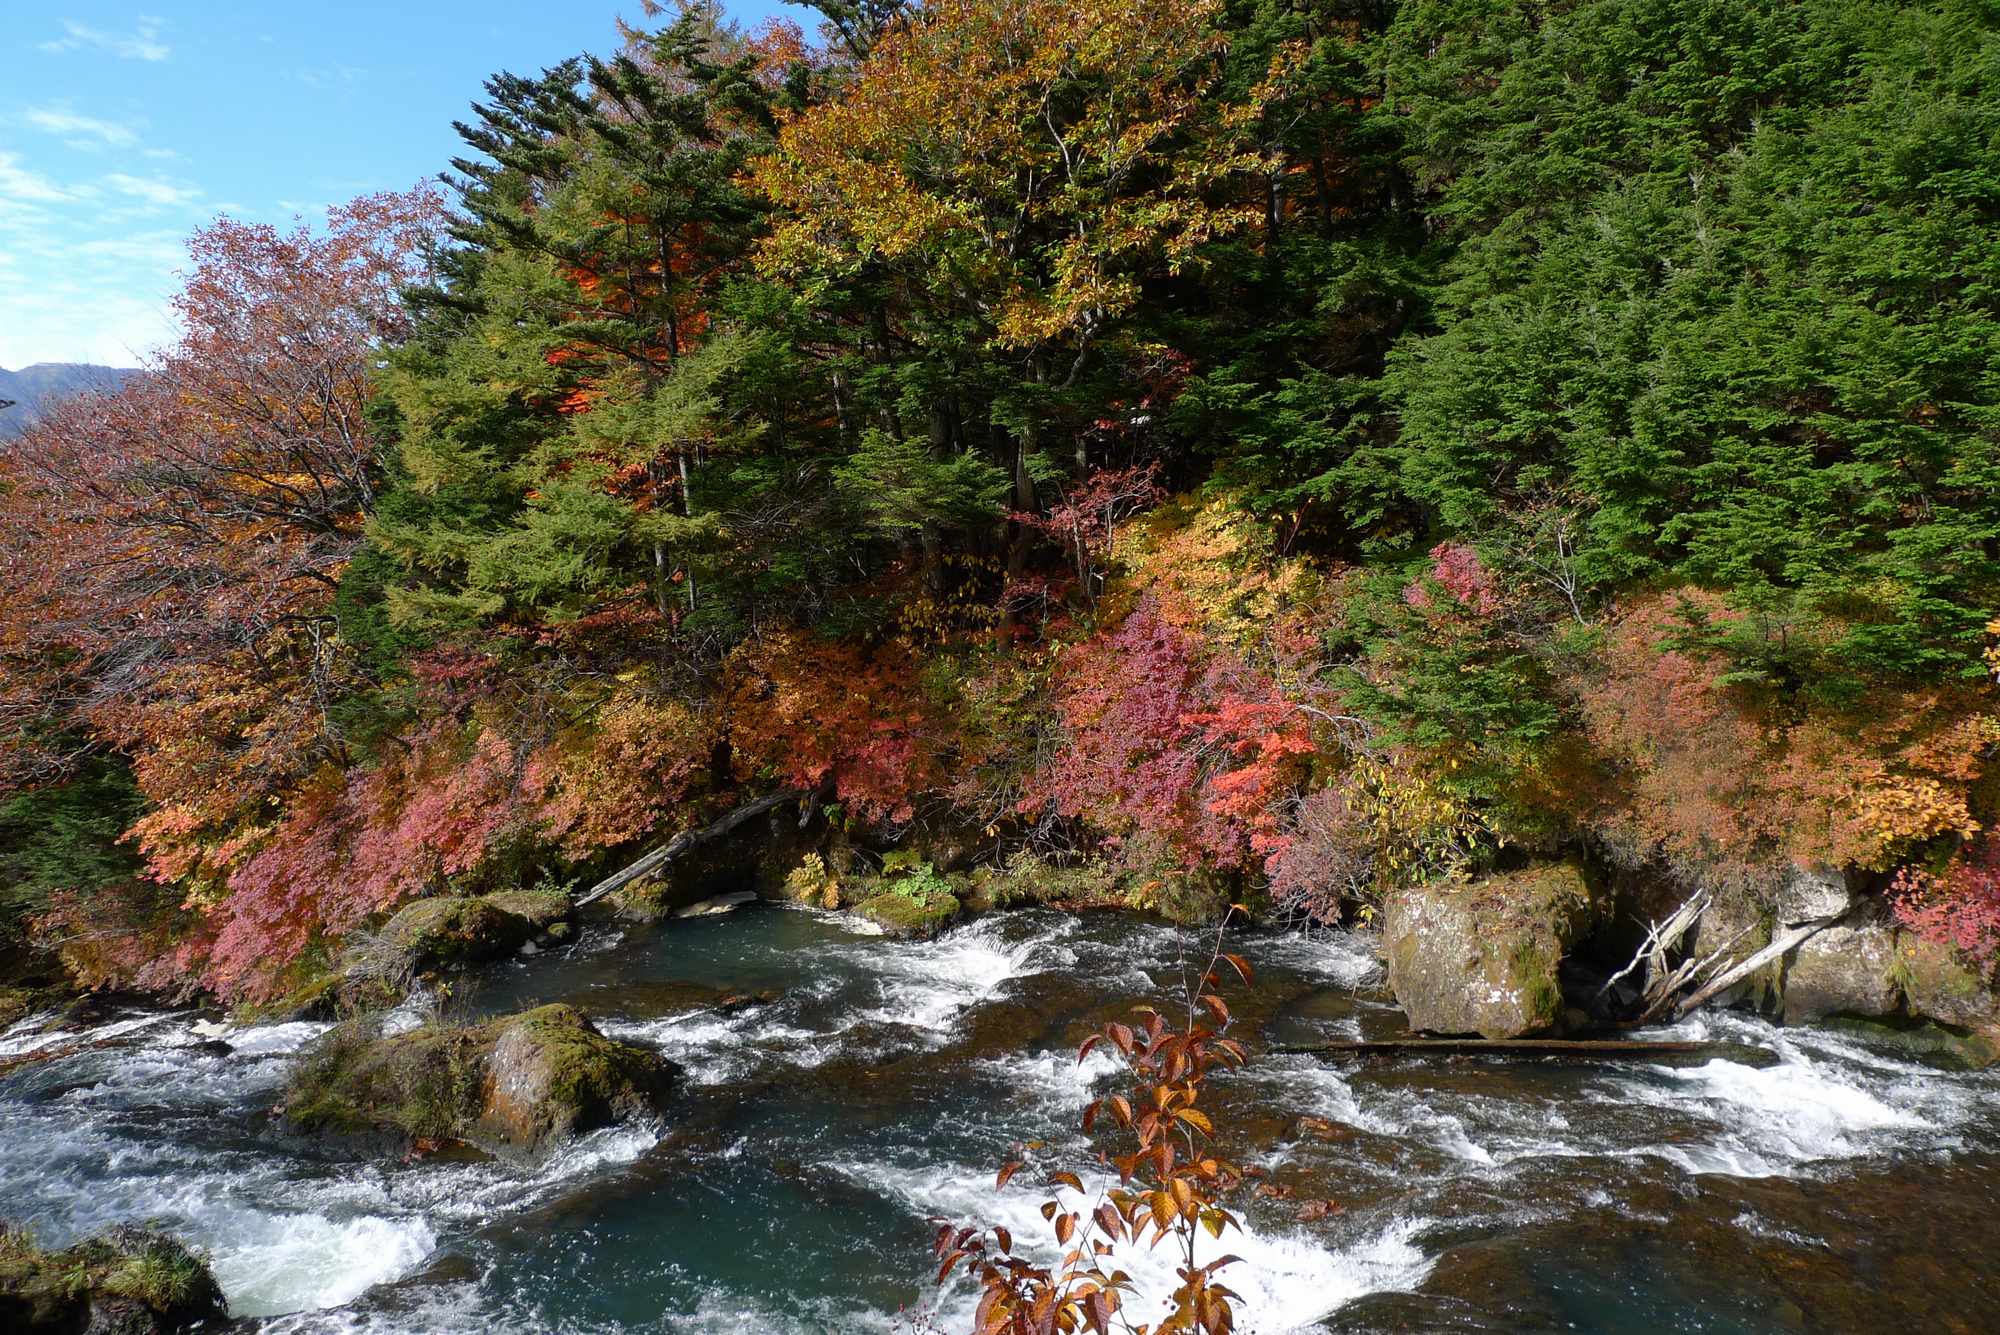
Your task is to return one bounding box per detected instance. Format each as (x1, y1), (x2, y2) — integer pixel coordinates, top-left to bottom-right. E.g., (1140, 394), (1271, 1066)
(934, 911), (1258, 1334)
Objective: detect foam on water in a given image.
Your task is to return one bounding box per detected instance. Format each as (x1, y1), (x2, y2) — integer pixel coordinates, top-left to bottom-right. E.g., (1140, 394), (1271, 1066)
(1602, 1013), (1974, 1177)
(1253, 928), (1385, 989)
(979, 1044), (1127, 1110)
(0, 1008), (668, 1323)
(852, 1158), (1434, 1332)
(847, 912), (1074, 1033)
(213, 1213), (440, 1317)
(1261, 1002), (1996, 1186)
(0, 1009), (172, 1058)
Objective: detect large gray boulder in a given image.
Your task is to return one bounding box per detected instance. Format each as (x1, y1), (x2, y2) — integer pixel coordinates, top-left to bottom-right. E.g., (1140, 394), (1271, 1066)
(1382, 863), (1605, 1039)
(1783, 920), (1901, 1022)
(283, 1004), (676, 1157)
(1773, 863), (1853, 926)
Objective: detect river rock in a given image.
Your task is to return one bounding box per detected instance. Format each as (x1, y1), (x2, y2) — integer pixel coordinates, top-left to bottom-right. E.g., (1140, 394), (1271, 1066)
(1783, 920), (1901, 1022)
(1896, 933), (2000, 1038)
(854, 891), (960, 939)
(333, 891), (578, 1010)
(378, 894), (554, 969)
(1688, 891), (1776, 1011)
(1773, 862), (1853, 926)
(1382, 862), (1605, 1039)
(0, 1223), (227, 1334)
(283, 1004), (677, 1157)
(478, 890), (572, 935)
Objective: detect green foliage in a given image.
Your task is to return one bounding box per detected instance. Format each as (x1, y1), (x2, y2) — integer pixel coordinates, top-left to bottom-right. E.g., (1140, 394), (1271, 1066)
(1375, 0), (2000, 681)
(834, 431), (1009, 542)
(0, 758), (144, 942)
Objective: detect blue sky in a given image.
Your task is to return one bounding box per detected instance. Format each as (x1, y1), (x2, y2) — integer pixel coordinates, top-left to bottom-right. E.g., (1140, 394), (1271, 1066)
(2, 2), (794, 368)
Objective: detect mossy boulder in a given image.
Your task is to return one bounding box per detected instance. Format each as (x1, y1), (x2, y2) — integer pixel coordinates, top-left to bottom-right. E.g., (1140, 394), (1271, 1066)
(378, 896), (537, 970)
(232, 971), (344, 1025)
(1382, 863), (1606, 1039)
(855, 891), (961, 939)
(1895, 933), (2000, 1029)
(0, 1223), (227, 1333)
(1782, 920), (1901, 1023)
(283, 1004), (676, 1157)
(333, 891), (577, 1010)
(606, 878), (675, 922)
(478, 891), (571, 934)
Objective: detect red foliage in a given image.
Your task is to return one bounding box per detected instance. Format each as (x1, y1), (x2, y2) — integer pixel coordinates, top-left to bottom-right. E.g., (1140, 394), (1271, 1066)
(1263, 786), (1371, 921)
(726, 633), (945, 824)
(1029, 594), (1312, 871)
(1013, 463), (1165, 604)
(1404, 541), (1500, 616)
(1892, 838), (2000, 966)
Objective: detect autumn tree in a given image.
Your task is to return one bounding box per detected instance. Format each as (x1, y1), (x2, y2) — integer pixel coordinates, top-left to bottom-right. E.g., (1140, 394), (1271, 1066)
(753, 0), (1275, 576)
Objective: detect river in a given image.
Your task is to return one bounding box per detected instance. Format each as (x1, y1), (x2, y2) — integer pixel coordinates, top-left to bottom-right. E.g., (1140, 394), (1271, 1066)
(3, 906), (1997, 1331)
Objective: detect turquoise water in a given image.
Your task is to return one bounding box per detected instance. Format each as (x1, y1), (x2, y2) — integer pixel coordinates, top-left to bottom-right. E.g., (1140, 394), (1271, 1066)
(3, 905), (1997, 1331)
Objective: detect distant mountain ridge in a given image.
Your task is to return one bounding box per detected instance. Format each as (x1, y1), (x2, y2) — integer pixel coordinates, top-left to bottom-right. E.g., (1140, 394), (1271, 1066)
(0, 363), (141, 441)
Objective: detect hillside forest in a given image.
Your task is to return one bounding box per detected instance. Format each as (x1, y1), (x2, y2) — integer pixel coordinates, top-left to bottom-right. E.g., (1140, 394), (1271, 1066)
(2, 0), (1997, 1013)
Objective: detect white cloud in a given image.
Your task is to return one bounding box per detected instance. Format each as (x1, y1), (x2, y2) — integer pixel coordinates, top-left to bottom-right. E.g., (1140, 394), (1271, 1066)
(0, 152), (76, 205)
(39, 18), (171, 62)
(103, 173), (202, 208)
(24, 107), (142, 149)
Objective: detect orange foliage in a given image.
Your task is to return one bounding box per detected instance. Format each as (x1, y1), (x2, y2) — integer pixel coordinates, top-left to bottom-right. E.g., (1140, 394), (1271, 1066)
(1578, 591), (1995, 879)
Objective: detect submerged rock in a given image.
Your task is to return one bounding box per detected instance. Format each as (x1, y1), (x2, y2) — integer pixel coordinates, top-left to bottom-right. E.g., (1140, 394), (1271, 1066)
(1382, 863), (1605, 1039)
(283, 1004), (677, 1156)
(1783, 920), (1901, 1023)
(854, 891), (961, 939)
(0, 1223), (227, 1333)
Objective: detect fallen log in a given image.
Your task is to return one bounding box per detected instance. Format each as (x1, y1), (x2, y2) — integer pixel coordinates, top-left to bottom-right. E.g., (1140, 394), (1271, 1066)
(1672, 917), (1829, 1017)
(573, 790), (805, 911)
(1277, 1037), (1778, 1067)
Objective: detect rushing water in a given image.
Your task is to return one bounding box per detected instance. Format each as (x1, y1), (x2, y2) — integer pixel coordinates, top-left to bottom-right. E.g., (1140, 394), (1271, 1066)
(3, 905), (1998, 1332)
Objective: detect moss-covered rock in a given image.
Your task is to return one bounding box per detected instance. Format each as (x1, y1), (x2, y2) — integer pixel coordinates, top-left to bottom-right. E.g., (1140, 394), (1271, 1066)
(283, 1004), (676, 1157)
(479, 891), (571, 934)
(1382, 862), (1605, 1039)
(1896, 933), (2000, 1030)
(378, 896), (535, 970)
(855, 891), (961, 939)
(0, 1223), (227, 1333)
(1783, 920), (1901, 1022)
(331, 891), (578, 1011)
(606, 878), (675, 922)
(232, 971), (344, 1025)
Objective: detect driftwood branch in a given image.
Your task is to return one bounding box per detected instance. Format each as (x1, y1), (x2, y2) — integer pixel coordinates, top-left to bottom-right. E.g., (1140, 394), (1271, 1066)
(574, 790), (804, 911)
(1596, 889), (1709, 1004)
(1634, 919), (1758, 1024)
(1674, 918), (1830, 1017)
